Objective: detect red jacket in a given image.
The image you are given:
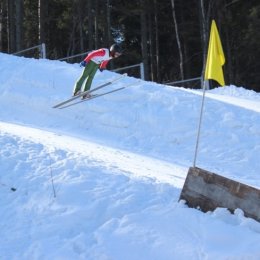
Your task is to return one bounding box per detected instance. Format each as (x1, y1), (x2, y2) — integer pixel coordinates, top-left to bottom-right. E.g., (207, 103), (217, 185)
(84, 48), (111, 69)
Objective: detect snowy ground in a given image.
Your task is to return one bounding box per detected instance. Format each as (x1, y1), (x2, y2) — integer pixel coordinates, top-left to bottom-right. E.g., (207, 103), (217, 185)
(0, 53), (260, 259)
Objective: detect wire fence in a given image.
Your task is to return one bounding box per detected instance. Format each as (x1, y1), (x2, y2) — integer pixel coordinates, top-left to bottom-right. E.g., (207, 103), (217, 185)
(59, 52), (145, 80)
(12, 43), (46, 59)
(112, 63), (144, 80)
(58, 51), (90, 62)
(165, 76), (203, 89)
(12, 44), (202, 87)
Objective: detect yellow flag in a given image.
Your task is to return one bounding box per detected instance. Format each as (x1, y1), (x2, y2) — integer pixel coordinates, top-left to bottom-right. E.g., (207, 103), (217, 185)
(204, 20), (225, 86)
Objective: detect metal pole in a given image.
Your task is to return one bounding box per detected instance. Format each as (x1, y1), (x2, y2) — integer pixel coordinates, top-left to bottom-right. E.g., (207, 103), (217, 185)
(193, 80), (208, 167)
(59, 51), (90, 61)
(165, 77), (202, 85)
(140, 62), (145, 80)
(41, 43), (46, 59)
(112, 63), (145, 80)
(13, 45), (41, 55)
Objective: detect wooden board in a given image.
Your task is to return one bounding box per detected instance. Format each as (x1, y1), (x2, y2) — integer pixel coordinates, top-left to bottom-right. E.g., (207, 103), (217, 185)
(179, 167), (260, 222)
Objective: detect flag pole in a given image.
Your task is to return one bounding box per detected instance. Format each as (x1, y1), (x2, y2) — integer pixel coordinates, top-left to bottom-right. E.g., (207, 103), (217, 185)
(193, 80), (209, 167)
(193, 20), (225, 167)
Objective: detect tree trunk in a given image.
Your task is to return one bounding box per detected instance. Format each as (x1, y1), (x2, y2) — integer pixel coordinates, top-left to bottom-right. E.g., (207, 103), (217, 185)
(140, 0), (149, 80)
(15, 0), (23, 52)
(154, 0), (160, 82)
(67, 15), (76, 57)
(7, 0), (15, 53)
(198, 0), (213, 80)
(106, 0), (111, 46)
(0, 1), (4, 51)
(223, 4), (233, 85)
(198, 0), (207, 78)
(78, 0), (84, 53)
(88, 0), (93, 50)
(38, 0), (47, 44)
(170, 0), (184, 80)
(148, 6), (154, 81)
(94, 0), (99, 49)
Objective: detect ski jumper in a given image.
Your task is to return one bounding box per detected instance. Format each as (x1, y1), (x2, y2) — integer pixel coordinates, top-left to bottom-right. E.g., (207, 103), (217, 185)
(73, 48), (111, 95)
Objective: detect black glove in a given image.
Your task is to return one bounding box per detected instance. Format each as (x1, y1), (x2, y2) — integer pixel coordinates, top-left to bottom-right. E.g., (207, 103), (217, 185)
(99, 68), (104, 72)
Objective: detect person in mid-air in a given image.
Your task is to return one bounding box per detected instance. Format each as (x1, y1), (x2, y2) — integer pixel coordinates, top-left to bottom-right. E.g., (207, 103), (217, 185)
(73, 43), (122, 99)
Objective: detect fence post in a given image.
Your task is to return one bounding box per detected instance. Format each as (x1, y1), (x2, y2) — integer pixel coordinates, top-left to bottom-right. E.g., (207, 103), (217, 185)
(140, 62), (145, 80)
(41, 43), (46, 59)
(200, 76), (204, 89)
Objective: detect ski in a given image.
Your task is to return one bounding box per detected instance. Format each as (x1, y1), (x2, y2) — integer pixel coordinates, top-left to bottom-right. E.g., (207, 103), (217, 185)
(59, 87), (124, 109)
(58, 80), (140, 109)
(52, 73), (127, 108)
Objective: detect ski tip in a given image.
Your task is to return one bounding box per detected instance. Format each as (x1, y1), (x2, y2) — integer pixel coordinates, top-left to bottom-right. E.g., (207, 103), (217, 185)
(52, 103), (61, 108)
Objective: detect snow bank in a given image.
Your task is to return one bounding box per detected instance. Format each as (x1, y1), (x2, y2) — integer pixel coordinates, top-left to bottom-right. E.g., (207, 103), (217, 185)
(0, 53), (260, 259)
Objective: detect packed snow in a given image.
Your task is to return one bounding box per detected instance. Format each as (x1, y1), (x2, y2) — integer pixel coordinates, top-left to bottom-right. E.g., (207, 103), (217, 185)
(0, 53), (260, 259)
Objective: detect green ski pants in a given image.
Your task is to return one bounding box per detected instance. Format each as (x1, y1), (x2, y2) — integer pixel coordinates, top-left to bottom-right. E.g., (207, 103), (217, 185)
(73, 60), (99, 94)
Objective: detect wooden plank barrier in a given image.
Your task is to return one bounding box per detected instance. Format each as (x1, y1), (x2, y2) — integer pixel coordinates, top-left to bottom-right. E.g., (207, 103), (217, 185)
(179, 167), (260, 222)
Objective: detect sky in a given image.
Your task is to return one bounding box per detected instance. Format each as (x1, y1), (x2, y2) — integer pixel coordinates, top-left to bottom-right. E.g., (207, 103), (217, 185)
(0, 53), (260, 259)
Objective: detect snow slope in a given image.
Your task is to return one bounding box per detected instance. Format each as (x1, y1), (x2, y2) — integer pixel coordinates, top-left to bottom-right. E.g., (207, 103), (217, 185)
(0, 53), (260, 259)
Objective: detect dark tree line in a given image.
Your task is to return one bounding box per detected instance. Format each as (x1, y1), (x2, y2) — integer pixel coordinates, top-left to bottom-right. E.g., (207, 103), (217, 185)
(0, 0), (259, 91)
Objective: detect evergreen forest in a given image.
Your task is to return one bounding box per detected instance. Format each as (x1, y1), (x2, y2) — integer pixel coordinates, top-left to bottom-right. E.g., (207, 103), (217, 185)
(0, 0), (259, 91)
